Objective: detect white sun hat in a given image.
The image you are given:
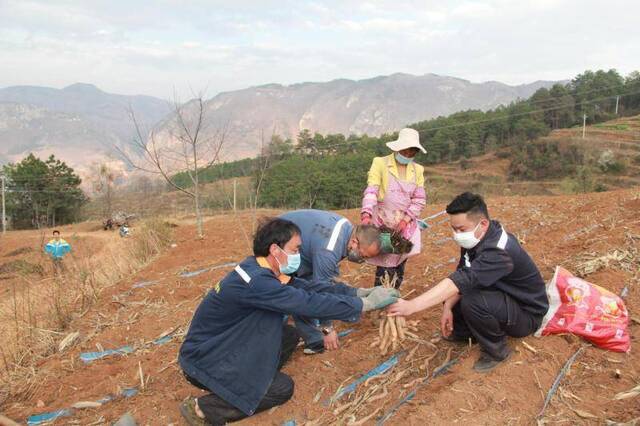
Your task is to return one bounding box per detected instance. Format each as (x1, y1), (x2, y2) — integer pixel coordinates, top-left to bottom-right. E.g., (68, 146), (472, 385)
(385, 128), (426, 154)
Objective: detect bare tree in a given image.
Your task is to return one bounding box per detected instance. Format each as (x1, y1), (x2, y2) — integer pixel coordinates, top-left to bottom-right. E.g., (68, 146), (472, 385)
(251, 130), (274, 230)
(117, 93), (227, 238)
(90, 162), (118, 219)
(216, 127), (281, 252)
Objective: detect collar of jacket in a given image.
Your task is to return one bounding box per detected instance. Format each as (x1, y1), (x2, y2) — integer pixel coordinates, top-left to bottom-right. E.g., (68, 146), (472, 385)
(466, 220), (502, 255)
(385, 153), (416, 180)
(255, 257), (291, 284)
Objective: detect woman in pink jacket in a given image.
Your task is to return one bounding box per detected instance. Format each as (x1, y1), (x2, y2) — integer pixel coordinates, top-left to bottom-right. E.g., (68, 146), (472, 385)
(361, 128), (427, 288)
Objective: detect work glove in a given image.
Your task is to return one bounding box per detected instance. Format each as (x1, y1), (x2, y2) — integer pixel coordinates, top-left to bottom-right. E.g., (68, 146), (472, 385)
(356, 287), (376, 297)
(361, 213), (372, 225)
(361, 287), (400, 311)
(396, 219), (409, 233)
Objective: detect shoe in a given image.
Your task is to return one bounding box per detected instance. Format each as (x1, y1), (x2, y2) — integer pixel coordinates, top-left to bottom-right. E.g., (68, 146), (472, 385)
(303, 341), (325, 355)
(442, 334), (475, 344)
(473, 349), (512, 373)
(180, 397), (210, 426)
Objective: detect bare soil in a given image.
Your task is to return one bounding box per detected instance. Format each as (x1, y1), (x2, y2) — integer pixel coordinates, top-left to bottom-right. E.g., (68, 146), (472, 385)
(1, 189), (638, 425)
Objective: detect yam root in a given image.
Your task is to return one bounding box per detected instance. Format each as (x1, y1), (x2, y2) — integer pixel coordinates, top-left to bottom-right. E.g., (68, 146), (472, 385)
(374, 272), (411, 355)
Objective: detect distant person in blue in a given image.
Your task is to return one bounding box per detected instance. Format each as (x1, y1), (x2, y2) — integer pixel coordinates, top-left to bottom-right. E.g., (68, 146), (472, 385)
(119, 223), (130, 238)
(44, 230), (71, 271)
(279, 209), (382, 354)
(179, 217), (398, 426)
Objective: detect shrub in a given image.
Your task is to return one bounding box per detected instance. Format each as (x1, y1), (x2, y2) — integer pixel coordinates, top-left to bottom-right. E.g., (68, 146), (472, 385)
(594, 182), (608, 192)
(593, 123), (629, 131)
(597, 150), (615, 171)
(508, 141), (585, 180)
(597, 150), (627, 174)
(559, 166), (595, 194)
(604, 161), (627, 174)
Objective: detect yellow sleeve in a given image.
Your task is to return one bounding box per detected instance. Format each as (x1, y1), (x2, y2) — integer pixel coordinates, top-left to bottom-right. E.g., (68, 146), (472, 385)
(367, 157), (384, 187)
(415, 163), (425, 187)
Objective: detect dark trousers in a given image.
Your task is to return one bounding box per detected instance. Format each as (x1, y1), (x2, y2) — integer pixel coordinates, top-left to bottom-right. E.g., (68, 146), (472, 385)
(374, 260), (406, 289)
(451, 289), (542, 360)
(185, 324), (299, 425)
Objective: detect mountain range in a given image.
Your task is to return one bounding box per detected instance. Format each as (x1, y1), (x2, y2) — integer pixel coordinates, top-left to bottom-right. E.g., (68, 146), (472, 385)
(0, 74), (559, 173)
(0, 83), (170, 174)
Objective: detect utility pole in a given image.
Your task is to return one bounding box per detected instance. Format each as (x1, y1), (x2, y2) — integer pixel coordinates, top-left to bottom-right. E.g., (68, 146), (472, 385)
(615, 95), (620, 115)
(233, 178), (237, 211)
(1, 174), (6, 235)
(582, 113), (587, 139)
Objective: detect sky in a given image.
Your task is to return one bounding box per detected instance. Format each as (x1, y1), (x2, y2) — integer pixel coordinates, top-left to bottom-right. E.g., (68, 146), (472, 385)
(1, 0), (639, 99)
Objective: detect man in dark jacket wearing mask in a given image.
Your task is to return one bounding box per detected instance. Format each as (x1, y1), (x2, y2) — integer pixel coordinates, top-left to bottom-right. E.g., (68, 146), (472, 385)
(179, 217), (399, 425)
(388, 192), (548, 372)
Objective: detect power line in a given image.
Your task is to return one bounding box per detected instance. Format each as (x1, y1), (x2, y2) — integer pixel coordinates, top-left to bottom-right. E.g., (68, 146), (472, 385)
(0, 177), (80, 181)
(0, 175), (83, 181)
(7, 189), (84, 193)
(405, 90), (640, 133)
(4, 85), (640, 189)
(270, 83), (640, 153)
(296, 85), (639, 151)
(193, 94), (640, 185)
(498, 80), (639, 109)
(305, 88), (640, 153)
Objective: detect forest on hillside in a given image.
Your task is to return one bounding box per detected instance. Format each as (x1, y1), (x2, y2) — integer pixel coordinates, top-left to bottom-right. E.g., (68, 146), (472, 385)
(170, 69), (640, 210)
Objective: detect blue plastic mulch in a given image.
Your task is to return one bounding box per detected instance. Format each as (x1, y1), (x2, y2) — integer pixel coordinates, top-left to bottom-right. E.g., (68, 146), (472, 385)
(79, 331), (177, 364)
(27, 409), (73, 425)
(79, 345), (134, 363)
(132, 279), (160, 288)
(210, 262), (237, 270)
(179, 267), (211, 278)
(27, 388), (138, 425)
(337, 329), (354, 338)
(329, 354), (399, 403)
(179, 262), (237, 278)
(375, 357), (460, 425)
(153, 335), (173, 345)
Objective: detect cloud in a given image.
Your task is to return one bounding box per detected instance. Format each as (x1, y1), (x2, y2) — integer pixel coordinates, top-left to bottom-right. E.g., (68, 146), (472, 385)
(451, 1), (496, 18)
(0, 0), (638, 97)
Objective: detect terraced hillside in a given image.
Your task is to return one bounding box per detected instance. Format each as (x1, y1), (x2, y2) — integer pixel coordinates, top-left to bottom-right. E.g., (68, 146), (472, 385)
(424, 115), (640, 201)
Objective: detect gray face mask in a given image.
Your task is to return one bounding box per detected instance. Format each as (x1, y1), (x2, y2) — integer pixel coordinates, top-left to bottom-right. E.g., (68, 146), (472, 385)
(347, 249), (364, 263)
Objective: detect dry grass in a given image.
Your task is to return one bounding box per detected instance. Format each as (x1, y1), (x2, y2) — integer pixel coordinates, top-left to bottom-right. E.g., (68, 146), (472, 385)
(0, 259), (44, 276)
(0, 218), (173, 407)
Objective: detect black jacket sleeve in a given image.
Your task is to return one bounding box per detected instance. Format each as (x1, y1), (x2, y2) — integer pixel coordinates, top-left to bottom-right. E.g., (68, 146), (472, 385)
(449, 247), (514, 294)
(242, 273), (362, 322)
(289, 276), (357, 297)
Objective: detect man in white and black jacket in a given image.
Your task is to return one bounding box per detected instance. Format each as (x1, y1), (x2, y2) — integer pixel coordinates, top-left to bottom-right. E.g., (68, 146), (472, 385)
(388, 192), (549, 372)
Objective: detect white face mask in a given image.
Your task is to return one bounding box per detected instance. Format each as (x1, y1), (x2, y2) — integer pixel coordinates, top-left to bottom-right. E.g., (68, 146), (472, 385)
(452, 222), (482, 249)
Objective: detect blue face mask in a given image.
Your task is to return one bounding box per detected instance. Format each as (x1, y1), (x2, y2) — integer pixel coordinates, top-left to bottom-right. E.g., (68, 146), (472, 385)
(395, 153), (414, 165)
(276, 246), (301, 275)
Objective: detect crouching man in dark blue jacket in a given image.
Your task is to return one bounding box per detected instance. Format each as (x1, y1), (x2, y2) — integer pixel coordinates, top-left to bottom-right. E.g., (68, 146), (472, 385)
(179, 217), (399, 425)
(388, 192), (549, 373)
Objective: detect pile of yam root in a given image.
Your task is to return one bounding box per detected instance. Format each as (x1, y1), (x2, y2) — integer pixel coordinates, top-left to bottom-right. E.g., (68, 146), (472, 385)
(369, 273), (420, 355)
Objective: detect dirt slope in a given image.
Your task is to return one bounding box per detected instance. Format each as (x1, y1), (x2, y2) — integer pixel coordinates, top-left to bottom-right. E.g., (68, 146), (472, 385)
(2, 190), (639, 425)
